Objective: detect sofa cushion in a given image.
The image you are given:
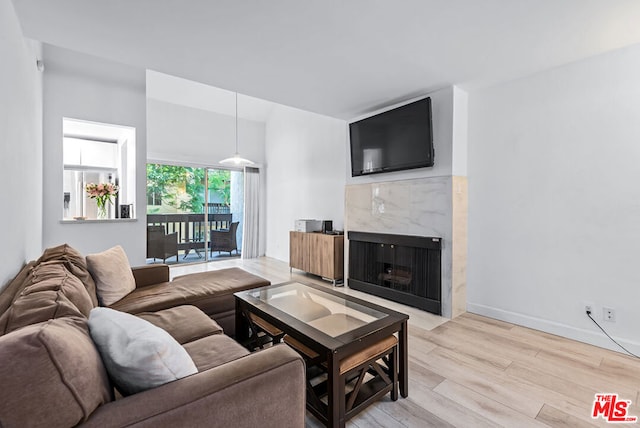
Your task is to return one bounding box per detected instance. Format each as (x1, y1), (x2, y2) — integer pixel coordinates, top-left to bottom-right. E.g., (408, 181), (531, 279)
(183, 334), (250, 372)
(0, 262), (94, 335)
(171, 268), (271, 293)
(25, 262), (95, 317)
(86, 245), (136, 306)
(0, 317), (112, 428)
(110, 267), (270, 318)
(137, 305), (223, 344)
(38, 243), (100, 307)
(88, 307), (198, 396)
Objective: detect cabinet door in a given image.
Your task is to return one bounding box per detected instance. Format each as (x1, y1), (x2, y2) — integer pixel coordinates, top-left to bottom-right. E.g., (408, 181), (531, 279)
(307, 233), (330, 277)
(289, 231), (309, 271)
(309, 234), (344, 280)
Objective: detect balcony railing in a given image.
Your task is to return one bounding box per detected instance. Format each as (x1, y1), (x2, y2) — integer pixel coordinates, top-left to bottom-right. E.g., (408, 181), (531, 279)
(147, 213), (233, 254)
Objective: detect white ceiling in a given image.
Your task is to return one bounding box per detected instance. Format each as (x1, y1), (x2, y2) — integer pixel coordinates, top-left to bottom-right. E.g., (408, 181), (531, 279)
(12, 0), (640, 120)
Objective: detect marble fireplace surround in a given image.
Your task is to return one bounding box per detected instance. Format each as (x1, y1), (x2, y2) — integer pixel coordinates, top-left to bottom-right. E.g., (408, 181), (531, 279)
(345, 176), (467, 319)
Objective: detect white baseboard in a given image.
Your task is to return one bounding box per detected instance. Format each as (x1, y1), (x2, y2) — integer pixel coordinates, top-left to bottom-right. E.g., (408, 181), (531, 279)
(466, 302), (640, 356)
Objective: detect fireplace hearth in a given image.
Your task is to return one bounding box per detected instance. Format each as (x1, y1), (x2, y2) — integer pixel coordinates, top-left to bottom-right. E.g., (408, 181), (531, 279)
(348, 231), (442, 315)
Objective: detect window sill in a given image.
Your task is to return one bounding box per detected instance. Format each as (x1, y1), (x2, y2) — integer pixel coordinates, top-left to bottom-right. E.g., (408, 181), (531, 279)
(60, 218), (138, 224)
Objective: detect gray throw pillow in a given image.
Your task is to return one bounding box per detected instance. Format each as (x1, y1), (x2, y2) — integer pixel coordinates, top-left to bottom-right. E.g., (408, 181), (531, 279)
(88, 307), (197, 396)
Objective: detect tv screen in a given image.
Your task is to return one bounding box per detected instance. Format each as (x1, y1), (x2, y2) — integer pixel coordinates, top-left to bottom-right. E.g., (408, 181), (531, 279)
(349, 97), (433, 177)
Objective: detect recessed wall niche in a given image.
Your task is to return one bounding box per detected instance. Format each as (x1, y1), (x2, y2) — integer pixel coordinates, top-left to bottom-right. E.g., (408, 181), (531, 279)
(62, 118), (136, 220)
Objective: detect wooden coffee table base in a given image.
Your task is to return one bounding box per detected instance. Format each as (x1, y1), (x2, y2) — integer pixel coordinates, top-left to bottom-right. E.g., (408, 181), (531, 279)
(298, 335), (399, 426)
(234, 282), (409, 428)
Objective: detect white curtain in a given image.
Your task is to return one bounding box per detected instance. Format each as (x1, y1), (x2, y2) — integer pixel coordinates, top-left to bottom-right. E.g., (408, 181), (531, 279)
(242, 167), (260, 259)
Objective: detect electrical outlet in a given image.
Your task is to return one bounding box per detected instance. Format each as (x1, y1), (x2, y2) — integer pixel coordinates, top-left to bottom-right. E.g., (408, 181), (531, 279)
(603, 307), (616, 322)
(584, 303), (594, 315)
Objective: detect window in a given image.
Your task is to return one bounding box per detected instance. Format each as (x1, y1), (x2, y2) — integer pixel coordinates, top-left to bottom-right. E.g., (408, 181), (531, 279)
(147, 191), (162, 206)
(62, 118), (136, 220)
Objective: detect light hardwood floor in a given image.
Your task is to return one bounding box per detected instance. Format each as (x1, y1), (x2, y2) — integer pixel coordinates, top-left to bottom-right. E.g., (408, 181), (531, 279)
(171, 257), (640, 427)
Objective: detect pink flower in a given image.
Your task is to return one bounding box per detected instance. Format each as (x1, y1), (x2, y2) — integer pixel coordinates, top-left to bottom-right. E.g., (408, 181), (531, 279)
(85, 182), (119, 202)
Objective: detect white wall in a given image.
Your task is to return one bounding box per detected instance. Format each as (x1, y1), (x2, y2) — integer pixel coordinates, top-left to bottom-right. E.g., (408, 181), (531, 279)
(0, 0), (43, 288)
(468, 44), (640, 353)
(452, 86), (468, 176)
(42, 45), (147, 264)
(265, 104), (347, 262)
(146, 99), (266, 166)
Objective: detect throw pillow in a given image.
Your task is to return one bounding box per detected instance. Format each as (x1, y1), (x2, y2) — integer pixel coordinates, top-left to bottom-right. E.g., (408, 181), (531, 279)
(88, 307), (198, 396)
(86, 245), (136, 306)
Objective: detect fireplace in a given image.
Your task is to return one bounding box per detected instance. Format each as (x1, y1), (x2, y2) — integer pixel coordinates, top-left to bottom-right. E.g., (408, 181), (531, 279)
(348, 231), (442, 315)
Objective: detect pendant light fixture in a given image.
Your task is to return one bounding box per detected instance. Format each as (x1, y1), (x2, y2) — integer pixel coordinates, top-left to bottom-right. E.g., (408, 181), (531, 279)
(220, 92), (255, 166)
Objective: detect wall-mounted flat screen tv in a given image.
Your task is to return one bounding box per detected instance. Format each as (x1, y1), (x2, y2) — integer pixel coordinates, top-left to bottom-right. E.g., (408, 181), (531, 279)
(349, 97), (433, 177)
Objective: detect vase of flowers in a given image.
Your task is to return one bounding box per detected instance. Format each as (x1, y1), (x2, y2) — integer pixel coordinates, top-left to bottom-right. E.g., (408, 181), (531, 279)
(85, 182), (119, 219)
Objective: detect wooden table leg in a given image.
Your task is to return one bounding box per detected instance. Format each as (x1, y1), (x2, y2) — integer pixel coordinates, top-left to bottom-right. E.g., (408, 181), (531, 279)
(327, 351), (344, 428)
(399, 320), (408, 398)
(234, 299), (249, 343)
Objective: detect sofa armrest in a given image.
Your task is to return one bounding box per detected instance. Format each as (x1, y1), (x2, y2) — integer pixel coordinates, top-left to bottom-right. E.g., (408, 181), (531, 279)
(131, 264), (170, 288)
(81, 344), (305, 428)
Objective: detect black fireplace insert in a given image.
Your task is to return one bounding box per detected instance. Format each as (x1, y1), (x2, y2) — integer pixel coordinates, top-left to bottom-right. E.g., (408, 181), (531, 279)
(348, 231), (441, 315)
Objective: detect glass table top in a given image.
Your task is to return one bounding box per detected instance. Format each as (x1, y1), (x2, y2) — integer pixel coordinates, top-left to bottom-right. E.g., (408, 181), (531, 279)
(245, 282), (389, 337)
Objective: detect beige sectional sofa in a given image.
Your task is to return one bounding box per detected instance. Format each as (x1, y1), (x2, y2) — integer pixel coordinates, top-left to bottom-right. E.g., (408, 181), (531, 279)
(0, 244), (305, 428)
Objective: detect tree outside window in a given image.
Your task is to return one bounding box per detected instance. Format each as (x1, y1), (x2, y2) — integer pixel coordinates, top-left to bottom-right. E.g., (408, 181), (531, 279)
(146, 164), (230, 214)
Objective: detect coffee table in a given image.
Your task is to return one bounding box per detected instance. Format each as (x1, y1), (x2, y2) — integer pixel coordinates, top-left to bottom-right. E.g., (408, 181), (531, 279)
(235, 281), (409, 427)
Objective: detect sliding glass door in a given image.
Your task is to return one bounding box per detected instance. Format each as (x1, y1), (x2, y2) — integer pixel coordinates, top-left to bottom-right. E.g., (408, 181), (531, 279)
(146, 163), (243, 264)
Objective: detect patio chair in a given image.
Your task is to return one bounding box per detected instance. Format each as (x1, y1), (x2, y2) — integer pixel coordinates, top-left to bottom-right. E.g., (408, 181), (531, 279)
(210, 221), (239, 256)
(147, 225), (179, 263)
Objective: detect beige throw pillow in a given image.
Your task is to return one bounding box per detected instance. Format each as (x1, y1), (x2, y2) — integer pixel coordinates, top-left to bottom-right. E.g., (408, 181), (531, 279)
(86, 245), (136, 306)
